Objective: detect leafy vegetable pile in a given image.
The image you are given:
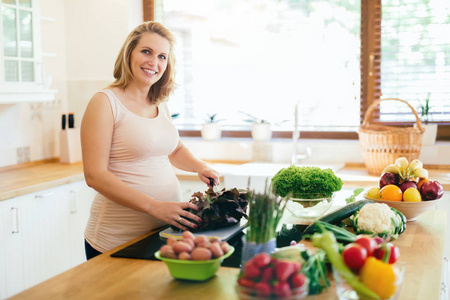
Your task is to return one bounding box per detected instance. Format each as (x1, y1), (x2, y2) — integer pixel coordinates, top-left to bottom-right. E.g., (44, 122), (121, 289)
(271, 166), (343, 199)
(171, 187), (249, 232)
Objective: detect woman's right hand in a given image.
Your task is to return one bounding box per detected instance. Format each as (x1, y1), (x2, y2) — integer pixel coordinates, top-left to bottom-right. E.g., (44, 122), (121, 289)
(151, 201), (202, 231)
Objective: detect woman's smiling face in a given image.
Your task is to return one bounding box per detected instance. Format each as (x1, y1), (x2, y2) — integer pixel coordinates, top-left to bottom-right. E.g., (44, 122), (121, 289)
(130, 32), (170, 88)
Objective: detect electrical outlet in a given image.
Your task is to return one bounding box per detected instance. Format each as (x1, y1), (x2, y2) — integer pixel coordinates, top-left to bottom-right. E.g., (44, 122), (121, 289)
(23, 146), (30, 163)
(16, 146), (30, 164)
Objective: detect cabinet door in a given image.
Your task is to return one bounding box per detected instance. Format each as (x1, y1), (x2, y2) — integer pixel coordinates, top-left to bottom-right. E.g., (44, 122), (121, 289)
(0, 196), (27, 299)
(68, 181), (96, 266)
(21, 186), (72, 289)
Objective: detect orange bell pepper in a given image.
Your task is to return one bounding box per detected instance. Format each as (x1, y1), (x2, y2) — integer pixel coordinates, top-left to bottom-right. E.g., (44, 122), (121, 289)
(360, 257), (400, 299)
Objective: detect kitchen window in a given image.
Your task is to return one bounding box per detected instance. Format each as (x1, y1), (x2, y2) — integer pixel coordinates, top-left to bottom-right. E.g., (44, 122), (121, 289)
(0, 0), (55, 103)
(148, 0), (450, 140)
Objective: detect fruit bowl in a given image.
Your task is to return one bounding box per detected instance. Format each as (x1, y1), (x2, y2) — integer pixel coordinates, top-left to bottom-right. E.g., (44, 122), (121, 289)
(154, 246), (234, 281)
(285, 193), (335, 224)
(364, 195), (441, 221)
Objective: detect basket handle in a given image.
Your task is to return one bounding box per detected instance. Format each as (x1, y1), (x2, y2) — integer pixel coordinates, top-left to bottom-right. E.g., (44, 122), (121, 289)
(362, 98), (424, 132)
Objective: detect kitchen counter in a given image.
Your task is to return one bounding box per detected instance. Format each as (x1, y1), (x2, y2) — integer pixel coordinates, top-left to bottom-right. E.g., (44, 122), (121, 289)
(8, 209), (447, 300)
(1, 160), (449, 202)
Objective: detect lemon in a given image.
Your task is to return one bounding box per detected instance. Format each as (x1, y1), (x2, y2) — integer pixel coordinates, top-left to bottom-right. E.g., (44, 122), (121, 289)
(366, 186), (380, 199)
(403, 187), (422, 202)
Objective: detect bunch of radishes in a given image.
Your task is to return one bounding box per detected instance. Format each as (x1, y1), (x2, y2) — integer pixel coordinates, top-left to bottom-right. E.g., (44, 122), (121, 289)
(237, 253), (308, 298)
(159, 231), (231, 261)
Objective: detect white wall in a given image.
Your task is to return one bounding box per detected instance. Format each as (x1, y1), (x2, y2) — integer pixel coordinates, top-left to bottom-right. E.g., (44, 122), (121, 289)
(0, 0), (143, 168)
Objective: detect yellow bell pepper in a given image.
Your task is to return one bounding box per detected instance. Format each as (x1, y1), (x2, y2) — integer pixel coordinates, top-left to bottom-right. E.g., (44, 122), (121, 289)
(360, 257), (399, 299)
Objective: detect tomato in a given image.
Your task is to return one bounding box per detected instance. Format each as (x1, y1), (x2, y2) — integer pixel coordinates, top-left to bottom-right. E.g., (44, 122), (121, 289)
(374, 243), (400, 264)
(355, 235), (377, 256)
(342, 243), (368, 270)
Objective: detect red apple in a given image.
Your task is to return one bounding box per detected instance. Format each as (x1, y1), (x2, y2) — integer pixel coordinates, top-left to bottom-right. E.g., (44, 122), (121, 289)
(420, 180), (444, 200)
(379, 172), (400, 189)
(399, 181), (417, 193)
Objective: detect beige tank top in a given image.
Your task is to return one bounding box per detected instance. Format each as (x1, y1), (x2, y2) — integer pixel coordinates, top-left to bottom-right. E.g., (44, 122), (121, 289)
(84, 89), (183, 253)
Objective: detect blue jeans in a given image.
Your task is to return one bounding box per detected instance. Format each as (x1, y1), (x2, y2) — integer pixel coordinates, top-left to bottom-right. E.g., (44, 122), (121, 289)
(85, 239), (102, 260)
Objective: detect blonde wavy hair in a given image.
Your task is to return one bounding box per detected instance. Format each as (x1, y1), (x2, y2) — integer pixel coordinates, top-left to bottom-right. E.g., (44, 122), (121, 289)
(108, 21), (176, 104)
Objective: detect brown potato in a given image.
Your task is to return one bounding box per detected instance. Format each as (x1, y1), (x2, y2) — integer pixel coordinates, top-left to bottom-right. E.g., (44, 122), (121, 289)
(180, 238), (195, 248)
(182, 231), (196, 240)
(220, 241), (231, 254)
(160, 245), (177, 259)
(196, 241), (212, 249)
(209, 242), (224, 258)
(172, 241), (193, 254)
(194, 235), (208, 246)
(178, 252), (191, 260)
(191, 247), (212, 261)
(167, 237), (177, 246)
(209, 237), (221, 244)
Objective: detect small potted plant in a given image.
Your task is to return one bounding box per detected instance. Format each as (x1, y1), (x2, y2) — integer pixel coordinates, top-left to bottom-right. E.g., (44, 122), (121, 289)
(240, 112), (273, 142)
(201, 114), (222, 141)
(418, 93), (437, 146)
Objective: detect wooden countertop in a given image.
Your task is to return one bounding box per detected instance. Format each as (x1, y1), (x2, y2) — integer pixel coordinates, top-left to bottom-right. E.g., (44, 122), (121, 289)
(8, 209), (447, 300)
(0, 160), (84, 201)
(1, 160), (449, 202)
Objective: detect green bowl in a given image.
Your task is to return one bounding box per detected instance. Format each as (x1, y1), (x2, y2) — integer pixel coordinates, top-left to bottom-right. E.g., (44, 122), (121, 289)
(155, 246), (235, 281)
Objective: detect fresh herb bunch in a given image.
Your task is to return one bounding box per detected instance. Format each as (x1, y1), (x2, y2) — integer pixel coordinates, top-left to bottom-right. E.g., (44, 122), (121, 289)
(245, 189), (287, 244)
(271, 166), (343, 199)
(301, 249), (330, 294)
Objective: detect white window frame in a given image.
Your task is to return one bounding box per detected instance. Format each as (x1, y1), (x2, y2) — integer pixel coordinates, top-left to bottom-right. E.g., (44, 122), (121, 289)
(0, 0), (56, 103)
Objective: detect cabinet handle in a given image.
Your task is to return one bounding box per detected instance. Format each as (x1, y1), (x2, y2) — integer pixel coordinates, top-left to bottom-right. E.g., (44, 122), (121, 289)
(11, 207), (19, 234)
(35, 191), (54, 198)
(70, 190), (77, 214)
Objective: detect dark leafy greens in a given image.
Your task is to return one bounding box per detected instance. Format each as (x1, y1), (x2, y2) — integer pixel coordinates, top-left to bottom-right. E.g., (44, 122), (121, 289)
(171, 187), (250, 232)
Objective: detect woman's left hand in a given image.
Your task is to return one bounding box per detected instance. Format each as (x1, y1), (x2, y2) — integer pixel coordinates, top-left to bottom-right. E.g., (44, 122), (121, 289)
(197, 165), (220, 186)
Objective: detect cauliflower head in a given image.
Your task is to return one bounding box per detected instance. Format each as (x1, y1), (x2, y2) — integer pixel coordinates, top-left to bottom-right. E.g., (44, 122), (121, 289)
(351, 203), (401, 238)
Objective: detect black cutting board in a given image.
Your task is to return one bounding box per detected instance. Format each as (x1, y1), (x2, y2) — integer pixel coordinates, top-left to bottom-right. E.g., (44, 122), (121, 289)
(110, 228), (244, 268)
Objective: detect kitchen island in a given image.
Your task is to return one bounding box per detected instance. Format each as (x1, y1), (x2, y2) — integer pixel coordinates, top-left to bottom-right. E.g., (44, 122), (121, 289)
(8, 209), (447, 300)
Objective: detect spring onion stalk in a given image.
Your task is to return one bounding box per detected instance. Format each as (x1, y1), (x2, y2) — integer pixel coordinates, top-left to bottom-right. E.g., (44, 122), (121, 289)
(245, 190), (287, 244)
(305, 221), (357, 244)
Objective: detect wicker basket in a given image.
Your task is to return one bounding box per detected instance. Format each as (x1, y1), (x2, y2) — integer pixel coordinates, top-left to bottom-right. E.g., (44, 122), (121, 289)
(358, 98), (425, 176)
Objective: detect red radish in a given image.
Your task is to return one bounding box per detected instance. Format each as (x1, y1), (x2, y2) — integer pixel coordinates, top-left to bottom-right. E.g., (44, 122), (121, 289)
(275, 261), (295, 281)
(244, 263), (261, 278)
(291, 273), (307, 288)
(237, 277), (254, 288)
(254, 282), (271, 297)
(252, 253), (272, 268)
(273, 281), (292, 297)
(261, 266), (275, 282)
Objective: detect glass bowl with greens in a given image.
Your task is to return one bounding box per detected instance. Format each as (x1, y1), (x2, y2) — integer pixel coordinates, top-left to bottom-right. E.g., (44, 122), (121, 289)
(271, 166), (343, 224)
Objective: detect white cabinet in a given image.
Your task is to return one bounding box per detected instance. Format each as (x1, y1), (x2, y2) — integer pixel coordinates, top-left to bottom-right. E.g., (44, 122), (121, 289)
(0, 195), (28, 299)
(0, 180), (95, 299)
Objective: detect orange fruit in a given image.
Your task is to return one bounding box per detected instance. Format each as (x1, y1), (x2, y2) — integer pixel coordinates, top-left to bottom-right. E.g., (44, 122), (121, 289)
(378, 184), (403, 202)
(417, 178), (429, 191)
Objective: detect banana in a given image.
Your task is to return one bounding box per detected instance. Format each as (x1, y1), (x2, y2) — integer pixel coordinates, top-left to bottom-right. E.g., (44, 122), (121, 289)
(382, 164), (401, 175)
(411, 167), (429, 179)
(382, 157), (428, 180)
(395, 157), (409, 170)
(408, 159), (423, 171)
